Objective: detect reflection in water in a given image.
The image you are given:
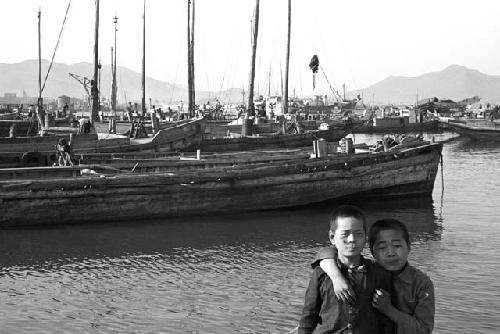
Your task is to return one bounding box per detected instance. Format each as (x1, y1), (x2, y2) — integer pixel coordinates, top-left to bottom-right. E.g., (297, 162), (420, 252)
(455, 137), (500, 152)
(3, 131), (500, 333)
(1, 196), (441, 270)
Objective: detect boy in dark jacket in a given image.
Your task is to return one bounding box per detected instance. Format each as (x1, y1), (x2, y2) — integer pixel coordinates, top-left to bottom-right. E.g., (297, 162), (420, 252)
(298, 205), (394, 334)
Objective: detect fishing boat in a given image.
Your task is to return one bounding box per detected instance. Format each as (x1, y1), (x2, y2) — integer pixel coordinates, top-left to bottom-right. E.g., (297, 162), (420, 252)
(352, 117), (439, 134)
(0, 140), (443, 227)
(0, 117), (206, 168)
(445, 118), (500, 140)
(1, 2), (207, 167)
(199, 124), (350, 152)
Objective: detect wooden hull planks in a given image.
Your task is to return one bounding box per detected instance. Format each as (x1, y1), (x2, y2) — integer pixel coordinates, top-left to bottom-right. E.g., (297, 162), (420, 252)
(0, 117), (206, 167)
(446, 119), (500, 140)
(199, 127), (350, 152)
(0, 143), (442, 227)
(352, 120), (439, 134)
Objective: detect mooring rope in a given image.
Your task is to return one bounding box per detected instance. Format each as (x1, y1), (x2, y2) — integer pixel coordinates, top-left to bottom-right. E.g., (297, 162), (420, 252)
(439, 149), (444, 207)
(319, 64), (342, 102)
(41, 0), (72, 94)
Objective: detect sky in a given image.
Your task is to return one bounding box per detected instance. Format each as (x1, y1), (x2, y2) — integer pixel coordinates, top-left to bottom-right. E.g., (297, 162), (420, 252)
(2, 0), (500, 97)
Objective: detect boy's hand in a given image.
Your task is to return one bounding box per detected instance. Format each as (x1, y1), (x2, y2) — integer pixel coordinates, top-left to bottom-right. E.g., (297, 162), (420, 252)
(331, 274), (356, 304)
(371, 289), (393, 314)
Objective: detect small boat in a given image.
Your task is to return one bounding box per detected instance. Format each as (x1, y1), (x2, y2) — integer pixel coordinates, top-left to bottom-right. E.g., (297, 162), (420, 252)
(0, 117), (206, 167)
(446, 118), (500, 140)
(0, 140), (443, 227)
(352, 117), (439, 134)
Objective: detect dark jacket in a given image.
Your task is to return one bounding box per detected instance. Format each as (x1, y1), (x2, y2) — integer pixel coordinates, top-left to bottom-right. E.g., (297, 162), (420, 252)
(298, 256), (394, 334)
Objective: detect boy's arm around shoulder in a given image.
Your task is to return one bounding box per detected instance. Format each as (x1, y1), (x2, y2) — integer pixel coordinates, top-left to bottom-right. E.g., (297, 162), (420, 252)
(311, 246), (356, 304)
(298, 267), (324, 334)
(311, 246), (337, 268)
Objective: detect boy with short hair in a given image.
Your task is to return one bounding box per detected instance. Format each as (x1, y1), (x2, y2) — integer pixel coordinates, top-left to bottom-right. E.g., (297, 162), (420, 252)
(298, 205), (394, 334)
(315, 218), (435, 334)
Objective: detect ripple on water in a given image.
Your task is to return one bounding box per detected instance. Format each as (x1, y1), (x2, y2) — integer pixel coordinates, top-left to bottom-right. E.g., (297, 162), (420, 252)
(1, 136), (500, 333)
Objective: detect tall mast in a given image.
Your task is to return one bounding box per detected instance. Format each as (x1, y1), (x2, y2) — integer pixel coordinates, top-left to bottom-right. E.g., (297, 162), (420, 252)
(247, 0), (260, 117)
(91, 0), (100, 123)
(187, 0), (196, 118)
(98, 59), (101, 105)
(191, 0), (195, 117)
(110, 47), (114, 106)
(187, 0), (191, 119)
(37, 8), (42, 106)
(267, 66), (271, 97)
(141, 0), (146, 116)
(112, 16), (118, 113)
(283, 0), (291, 114)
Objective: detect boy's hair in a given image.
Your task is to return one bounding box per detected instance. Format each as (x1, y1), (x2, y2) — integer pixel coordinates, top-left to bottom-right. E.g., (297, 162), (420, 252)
(368, 218), (410, 252)
(329, 205), (366, 233)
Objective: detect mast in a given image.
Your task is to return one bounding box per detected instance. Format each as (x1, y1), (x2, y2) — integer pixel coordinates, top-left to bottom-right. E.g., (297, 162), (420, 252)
(112, 16), (118, 113)
(267, 66), (271, 97)
(187, 0), (191, 119)
(110, 47), (114, 106)
(91, 0), (100, 123)
(187, 0), (196, 118)
(283, 0), (291, 115)
(141, 0), (146, 116)
(37, 8), (42, 106)
(191, 0), (195, 117)
(247, 0), (260, 117)
(98, 59), (101, 106)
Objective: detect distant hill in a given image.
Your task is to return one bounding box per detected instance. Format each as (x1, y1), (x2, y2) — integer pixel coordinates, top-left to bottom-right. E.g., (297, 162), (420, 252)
(0, 60), (243, 104)
(351, 65), (500, 105)
(2, 61), (500, 106)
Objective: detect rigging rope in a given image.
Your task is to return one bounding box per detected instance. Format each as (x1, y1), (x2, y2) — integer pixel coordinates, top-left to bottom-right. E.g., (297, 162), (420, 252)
(41, 0), (72, 94)
(319, 64), (342, 102)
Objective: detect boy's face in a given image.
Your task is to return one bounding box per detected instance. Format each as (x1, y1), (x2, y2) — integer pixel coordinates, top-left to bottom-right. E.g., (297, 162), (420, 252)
(372, 229), (410, 271)
(330, 216), (366, 260)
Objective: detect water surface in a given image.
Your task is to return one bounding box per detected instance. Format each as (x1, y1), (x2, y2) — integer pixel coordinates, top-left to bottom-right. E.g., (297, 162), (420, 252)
(1, 134), (499, 333)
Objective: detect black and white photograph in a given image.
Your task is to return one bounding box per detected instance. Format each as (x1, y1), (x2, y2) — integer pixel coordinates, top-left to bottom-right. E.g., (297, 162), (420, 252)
(0, 0), (499, 333)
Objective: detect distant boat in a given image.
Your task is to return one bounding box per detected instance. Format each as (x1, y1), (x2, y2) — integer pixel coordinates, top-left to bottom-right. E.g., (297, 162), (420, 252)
(353, 117), (439, 134)
(0, 117), (206, 168)
(199, 123), (350, 152)
(446, 118), (500, 140)
(0, 140), (443, 227)
(201, 0), (353, 151)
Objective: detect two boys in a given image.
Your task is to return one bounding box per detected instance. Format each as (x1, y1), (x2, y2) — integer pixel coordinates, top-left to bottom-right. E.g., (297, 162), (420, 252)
(298, 205), (435, 334)
(298, 205), (394, 334)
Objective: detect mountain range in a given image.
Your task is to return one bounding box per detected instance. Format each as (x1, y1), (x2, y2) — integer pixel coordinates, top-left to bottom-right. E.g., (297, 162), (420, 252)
(1, 60), (500, 105)
(352, 65), (500, 105)
(0, 60), (239, 105)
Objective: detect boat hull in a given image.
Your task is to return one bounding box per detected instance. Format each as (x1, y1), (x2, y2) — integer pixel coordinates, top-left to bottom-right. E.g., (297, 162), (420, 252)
(199, 127), (350, 152)
(446, 119), (500, 140)
(352, 120), (439, 134)
(0, 117), (206, 167)
(0, 143), (442, 227)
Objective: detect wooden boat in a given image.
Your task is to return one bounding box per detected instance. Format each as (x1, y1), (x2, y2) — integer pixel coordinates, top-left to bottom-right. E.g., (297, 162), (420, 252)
(445, 118), (500, 140)
(0, 112), (21, 120)
(0, 141), (443, 227)
(204, 119), (281, 138)
(0, 117), (206, 167)
(352, 118), (439, 134)
(0, 119), (39, 137)
(199, 124), (350, 152)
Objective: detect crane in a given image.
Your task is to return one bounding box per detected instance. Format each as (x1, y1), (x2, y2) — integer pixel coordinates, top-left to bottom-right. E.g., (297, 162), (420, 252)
(68, 73), (91, 110)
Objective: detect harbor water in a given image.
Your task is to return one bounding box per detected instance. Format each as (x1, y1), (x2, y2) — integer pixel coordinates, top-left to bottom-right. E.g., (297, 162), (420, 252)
(1, 134), (499, 333)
